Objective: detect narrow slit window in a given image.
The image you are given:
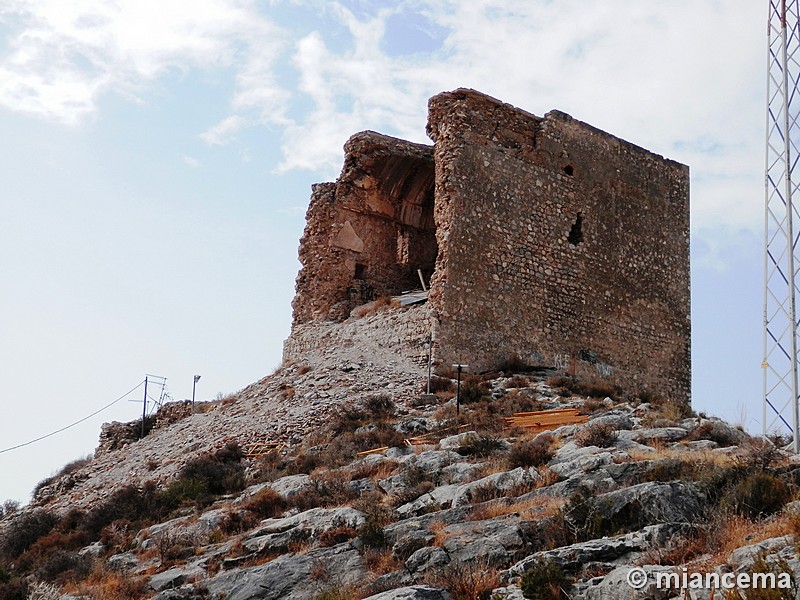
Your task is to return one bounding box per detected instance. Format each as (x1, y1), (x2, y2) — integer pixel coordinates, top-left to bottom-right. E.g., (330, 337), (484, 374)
(568, 212), (583, 245)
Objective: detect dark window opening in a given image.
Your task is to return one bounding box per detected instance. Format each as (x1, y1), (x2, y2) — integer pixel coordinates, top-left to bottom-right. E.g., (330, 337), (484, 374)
(563, 164), (574, 176)
(568, 212), (583, 246)
(354, 263), (366, 280)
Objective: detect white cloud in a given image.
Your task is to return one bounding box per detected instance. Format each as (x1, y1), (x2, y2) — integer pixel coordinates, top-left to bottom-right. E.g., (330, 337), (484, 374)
(0, 0), (766, 236)
(200, 114), (246, 146)
(0, 0), (286, 126)
(181, 154), (200, 168)
(271, 0), (764, 237)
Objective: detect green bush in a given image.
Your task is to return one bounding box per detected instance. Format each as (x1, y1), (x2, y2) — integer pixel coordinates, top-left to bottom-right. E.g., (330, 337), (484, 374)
(459, 380), (490, 404)
(0, 510), (58, 560)
(0, 577), (27, 600)
(457, 435), (503, 458)
(163, 442), (246, 508)
(520, 558), (571, 600)
(722, 472), (791, 519)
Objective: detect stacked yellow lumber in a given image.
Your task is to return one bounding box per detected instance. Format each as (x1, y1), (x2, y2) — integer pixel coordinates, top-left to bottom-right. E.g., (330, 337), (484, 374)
(504, 408), (588, 432)
(244, 441), (284, 458)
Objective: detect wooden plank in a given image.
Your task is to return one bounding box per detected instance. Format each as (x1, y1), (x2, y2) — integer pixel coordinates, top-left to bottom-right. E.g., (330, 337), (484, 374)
(244, 441), (284, 457)
(510, 408), (580, 417)
(356, 446), (390, 456)
(503, 407), (589, 431)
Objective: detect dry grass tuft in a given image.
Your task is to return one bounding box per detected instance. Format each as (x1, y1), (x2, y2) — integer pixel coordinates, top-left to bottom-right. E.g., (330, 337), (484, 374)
(66, 567), (148, 600)
(362, 547), (402, 575)
(352, 297), (399, 319)
(428, 520), (452, 548)
(469, 496), (565, 522)
(425, 560), (501, 600)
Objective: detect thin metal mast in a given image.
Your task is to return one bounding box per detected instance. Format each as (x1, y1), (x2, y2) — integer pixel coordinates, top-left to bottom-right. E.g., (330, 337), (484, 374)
(763, 0), (800, 451)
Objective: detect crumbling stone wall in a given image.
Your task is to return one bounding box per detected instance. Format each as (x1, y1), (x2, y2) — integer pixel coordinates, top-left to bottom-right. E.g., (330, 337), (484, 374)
(292, 132), (436, 323)
(288, 89), (690, 402)
(426, 90), (690, 400)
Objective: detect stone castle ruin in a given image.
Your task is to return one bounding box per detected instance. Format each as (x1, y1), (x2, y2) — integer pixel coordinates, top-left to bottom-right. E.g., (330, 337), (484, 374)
(286, 89), (690, 402)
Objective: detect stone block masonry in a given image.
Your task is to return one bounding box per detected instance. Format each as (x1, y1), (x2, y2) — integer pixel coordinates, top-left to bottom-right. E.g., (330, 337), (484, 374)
(287, 88), (690, 403)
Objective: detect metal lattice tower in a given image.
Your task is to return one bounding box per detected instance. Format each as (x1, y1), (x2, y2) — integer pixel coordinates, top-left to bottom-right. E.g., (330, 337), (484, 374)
(763, 0), (800, 451)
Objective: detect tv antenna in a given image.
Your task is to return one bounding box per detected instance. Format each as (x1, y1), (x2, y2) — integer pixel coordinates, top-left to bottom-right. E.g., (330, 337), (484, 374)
(763, 0), (800, 451)
(129, 374), (168, 438)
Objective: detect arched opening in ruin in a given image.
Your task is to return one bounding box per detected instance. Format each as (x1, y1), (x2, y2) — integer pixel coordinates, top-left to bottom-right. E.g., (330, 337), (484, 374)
(347, 146), (438, 304)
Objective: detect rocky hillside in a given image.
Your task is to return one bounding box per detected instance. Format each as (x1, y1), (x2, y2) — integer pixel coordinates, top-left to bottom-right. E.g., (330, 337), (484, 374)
(2, 307), (800, 600)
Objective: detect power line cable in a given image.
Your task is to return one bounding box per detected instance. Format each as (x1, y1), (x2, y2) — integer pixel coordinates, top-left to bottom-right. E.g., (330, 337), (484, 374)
(0, 380), (145, 455)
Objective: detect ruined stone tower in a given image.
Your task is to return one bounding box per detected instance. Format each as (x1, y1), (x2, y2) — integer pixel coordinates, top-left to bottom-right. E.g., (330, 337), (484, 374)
(286, 89), (690, 402)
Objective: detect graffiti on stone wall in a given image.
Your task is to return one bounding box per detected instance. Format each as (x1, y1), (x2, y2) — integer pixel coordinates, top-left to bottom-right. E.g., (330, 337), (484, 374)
(554, 353), (570, 371)
(595, 362), (614, 377)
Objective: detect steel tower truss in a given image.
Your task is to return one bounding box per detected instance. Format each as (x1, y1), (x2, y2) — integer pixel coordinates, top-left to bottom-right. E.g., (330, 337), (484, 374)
(764, 0), (800, 450)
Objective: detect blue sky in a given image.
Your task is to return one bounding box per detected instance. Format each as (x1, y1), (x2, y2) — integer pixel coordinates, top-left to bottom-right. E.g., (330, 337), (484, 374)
(0, 0), (765, 503)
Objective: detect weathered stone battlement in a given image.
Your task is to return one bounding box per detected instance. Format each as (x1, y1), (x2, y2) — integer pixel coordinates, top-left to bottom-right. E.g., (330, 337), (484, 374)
(287, 88), (690, 402)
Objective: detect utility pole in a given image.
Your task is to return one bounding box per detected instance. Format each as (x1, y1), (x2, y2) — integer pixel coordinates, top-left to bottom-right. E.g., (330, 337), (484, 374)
(141, 376), (148, 439)
(424, 335), (433, 395)
(193, 374), (201, 408)
(452, 364), (468, 416)
(764, 0), (800, 451)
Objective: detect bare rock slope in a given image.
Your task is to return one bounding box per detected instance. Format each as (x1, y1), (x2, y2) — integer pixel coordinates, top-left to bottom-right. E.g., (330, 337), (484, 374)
(2, 305), (799, 600)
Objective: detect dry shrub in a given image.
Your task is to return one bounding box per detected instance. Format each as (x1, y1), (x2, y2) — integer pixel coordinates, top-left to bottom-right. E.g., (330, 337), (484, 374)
(352, 296), (397, 318)
(69, 568), (148, 600)
(536, 468), (562, 489)
(573, 422), (618, 448)
(508, 434), (555, 469)
(639, 397), (693, 426)
(26, 581), (62, 600)
(296, 364), (313, 376)
(349, 459), (399, 481)
(546, 376), (576, 397)
(98, 520), (135, 555)
(519, 558), (571, 600)
(426, 560), (500, 600)
(691, 511), (792, 571)
(33, 549), (92, 585)
(218, 509), (260, 536)
(469, 476), (538, 505)
(389, 465), (436, 508)
(240, 488), (288, 519)
(318, 526), (359, 547)
(362, 547), (402, 575)
(688, 420), (742, 447)
(313, 584), (366, 600)
(0, 577), (27, 600)
(291, 470), (359, 511)
(155, 530), (198, 563)
(0, 509), (59, 561)
(459, 379), (491, 404)
(721, 472), (791, 519)
(428, 520), (452, 548)
(457, 435), (503, 458)
(579, 399), (606, 415)
(430, 376), (456, 394)
(736, 438), (782, 470)
(505, 375), (530, 389)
